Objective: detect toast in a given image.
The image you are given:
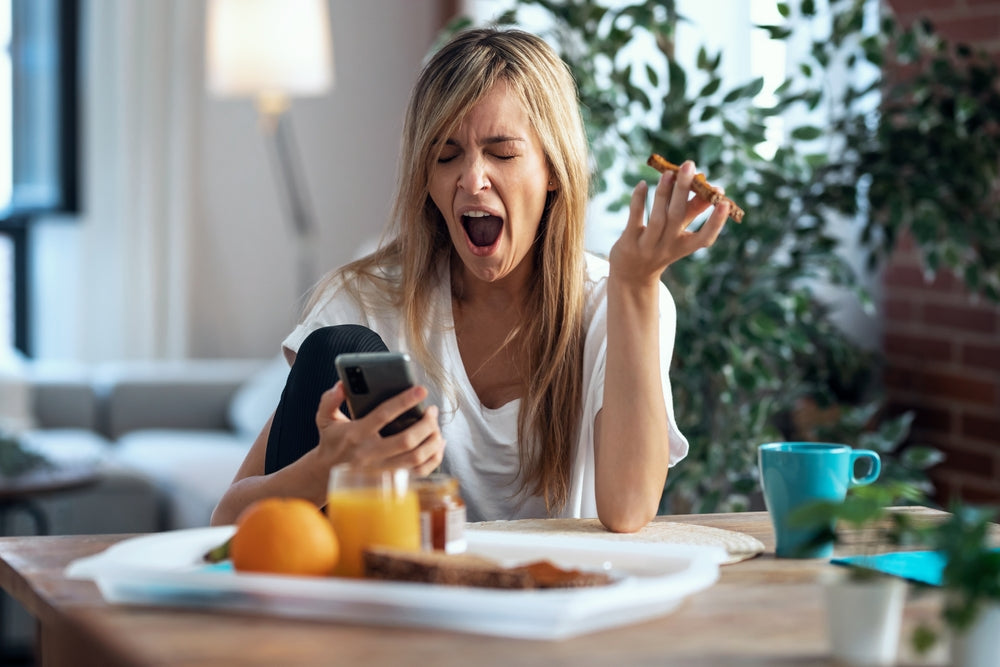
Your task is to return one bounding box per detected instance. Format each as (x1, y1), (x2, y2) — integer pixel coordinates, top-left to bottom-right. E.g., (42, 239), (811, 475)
(362, 547), (613, 589)
(646, 154), (745, 223)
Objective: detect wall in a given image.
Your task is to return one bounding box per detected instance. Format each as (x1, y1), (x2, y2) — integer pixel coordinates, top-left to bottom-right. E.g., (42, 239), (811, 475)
(194, 0), (447, 358)
(882, 0), (1000, 504)
(30, 0), (447, 361)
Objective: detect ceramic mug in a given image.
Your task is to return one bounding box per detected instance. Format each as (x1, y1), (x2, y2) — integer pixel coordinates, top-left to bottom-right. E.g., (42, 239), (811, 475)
(758, 442), (881, 558)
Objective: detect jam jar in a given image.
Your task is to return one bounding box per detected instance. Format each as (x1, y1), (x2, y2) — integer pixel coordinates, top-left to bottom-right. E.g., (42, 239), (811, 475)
(414, 474), (467, 553)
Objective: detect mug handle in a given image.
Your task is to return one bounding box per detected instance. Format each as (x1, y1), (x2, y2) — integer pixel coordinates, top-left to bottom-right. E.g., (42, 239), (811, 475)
(849, 450), (881, 486)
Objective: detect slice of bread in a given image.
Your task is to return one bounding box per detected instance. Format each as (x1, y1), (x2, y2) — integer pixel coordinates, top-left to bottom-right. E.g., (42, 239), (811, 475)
(362, 547), (612, 589)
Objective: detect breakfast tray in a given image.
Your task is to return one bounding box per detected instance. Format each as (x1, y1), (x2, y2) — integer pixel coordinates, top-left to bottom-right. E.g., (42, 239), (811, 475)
(66, 526), (724, 640)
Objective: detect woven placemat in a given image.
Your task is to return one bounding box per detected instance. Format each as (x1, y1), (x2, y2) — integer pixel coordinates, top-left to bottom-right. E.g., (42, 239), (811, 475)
(469, 518), (764, 565)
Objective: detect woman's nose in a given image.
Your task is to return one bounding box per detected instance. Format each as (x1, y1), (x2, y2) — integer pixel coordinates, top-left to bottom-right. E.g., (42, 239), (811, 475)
(457, 157), (490, 192)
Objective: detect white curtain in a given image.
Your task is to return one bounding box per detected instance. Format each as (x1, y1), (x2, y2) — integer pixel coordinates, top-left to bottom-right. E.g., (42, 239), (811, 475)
(78, 0), (202, 360)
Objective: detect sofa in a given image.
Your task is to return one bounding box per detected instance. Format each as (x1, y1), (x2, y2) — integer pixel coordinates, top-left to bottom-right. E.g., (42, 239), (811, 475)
(0, 354), (290, 649)
(10, 356), (290, 533)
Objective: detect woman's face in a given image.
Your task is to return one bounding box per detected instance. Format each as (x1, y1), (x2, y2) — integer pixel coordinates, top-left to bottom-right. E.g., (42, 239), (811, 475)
(427, 81), (554, 287)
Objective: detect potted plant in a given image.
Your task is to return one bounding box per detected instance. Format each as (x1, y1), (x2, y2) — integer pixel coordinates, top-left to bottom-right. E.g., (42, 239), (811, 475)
(0, 429), (52, 478)
(911, 504), (1000, 667)
(790, 482), (927, 666)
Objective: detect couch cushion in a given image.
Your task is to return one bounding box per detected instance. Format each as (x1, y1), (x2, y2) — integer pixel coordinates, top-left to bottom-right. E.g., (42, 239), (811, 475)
(96, 359), (267, 440)
(227, 355), (288, 439)
(19, 428), (114, 468)
(0, 348), (34, 432)
(113, 430), (254, 529)
(25, 360), (99, 431)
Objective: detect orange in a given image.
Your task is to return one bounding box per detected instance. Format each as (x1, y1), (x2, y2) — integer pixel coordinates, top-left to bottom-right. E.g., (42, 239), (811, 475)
(230, 497), (339, 576)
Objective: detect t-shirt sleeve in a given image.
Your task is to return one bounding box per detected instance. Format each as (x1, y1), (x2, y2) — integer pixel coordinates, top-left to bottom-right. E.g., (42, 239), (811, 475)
(280, 281), (370, 364)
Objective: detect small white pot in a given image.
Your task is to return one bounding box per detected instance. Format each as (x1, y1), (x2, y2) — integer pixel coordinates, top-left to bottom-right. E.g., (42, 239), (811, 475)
(824, 574), (907, 666)
(951, 601), (1000, 667)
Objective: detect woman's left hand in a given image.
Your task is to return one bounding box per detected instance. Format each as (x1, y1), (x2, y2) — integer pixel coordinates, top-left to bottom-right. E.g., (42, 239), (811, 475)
(608, 160), (729, 286)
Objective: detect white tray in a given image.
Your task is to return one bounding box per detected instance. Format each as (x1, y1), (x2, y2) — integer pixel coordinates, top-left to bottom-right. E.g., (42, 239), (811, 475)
(66, 526), (723, 640)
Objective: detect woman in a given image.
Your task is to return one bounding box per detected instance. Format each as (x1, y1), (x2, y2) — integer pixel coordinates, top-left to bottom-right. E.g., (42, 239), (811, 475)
(211, 28), (729, 532)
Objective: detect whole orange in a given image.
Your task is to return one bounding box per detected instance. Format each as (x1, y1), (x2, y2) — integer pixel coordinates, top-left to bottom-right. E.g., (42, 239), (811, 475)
(230, 497), (339, 576)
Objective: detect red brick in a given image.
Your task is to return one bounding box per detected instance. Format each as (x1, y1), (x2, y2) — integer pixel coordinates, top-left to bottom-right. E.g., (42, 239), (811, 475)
(882, 297), (917, 323)
(929, 469), (960, 505)
(885, 0), (954, 24)
(909, 404), (954, 432)
(968, 0), (1000, 8)
(884, 366), (996, 405)
(961, 413), (1000, 442)
(929, 471), (1000, 507)
(931, 445), (996, 476)
(884, 332), (954, 362)
(894, 230), (918, 253)
(923, 303), (998, 333)
(884, 264), (933, 290)
(935, 14), (1000, 43)
(961, 342), (1000, 373)
(883, 263), (963, 294)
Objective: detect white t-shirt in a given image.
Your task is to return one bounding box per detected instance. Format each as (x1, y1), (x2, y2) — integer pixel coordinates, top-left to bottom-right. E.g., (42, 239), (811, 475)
(281, 253), (688, 521)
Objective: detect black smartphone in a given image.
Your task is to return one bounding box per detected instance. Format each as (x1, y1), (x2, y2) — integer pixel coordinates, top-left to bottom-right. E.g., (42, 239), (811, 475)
(334, 352), (426, 436)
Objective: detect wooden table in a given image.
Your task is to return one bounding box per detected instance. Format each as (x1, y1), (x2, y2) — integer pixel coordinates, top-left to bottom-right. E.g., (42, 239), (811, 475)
(0, 510), (953, 666)
(0, 466), (100, 535)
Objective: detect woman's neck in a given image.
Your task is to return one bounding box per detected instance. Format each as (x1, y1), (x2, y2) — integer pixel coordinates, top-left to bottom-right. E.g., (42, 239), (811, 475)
(449, 251), (535, 311)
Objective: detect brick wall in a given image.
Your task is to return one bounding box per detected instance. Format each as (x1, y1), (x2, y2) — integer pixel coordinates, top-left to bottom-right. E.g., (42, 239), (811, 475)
(882, 0), (1000, 504)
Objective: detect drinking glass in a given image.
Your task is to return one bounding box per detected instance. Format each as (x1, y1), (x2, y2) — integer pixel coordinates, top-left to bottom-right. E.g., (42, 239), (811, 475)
(327, 464), (421, 577)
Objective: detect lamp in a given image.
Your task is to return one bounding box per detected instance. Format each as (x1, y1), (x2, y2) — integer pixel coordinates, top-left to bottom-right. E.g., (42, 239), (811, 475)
(205, 0), (334, 297)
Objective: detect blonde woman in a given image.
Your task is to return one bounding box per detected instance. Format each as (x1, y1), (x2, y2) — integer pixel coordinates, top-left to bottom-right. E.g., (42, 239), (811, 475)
(212, 28), (729, 532)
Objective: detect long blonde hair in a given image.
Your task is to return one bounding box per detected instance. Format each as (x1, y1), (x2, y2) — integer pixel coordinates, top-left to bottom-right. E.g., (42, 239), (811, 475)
(312, 28), (590, 513)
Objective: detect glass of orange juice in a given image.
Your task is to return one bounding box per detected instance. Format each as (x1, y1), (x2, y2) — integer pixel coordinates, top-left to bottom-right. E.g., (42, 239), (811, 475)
(326, 464), (421, 578)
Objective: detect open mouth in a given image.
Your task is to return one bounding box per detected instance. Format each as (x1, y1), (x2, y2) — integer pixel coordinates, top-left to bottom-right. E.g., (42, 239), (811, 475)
(462, 212), (503, 248)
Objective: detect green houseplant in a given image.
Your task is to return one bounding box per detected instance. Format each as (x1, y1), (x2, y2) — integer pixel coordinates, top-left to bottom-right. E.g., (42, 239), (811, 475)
(0, 430), (51, 478)
(793, 488), (1000, 666)
(790, 482), (929, 666)
(450, 0), (995, 512)
(911, 504), (1000, 666)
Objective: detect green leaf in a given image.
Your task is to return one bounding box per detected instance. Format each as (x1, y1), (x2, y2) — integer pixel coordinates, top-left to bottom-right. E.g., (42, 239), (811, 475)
(699, 77), (722, 97)
(791, 125), (823, 140)
(668, 59), (686, 96)
(646, 64), (659, 88)
(758, 24), (792, 40)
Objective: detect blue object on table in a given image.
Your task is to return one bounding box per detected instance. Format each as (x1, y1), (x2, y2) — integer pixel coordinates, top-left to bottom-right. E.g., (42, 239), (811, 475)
(832, 551), (946, 586)
(833, 548), (1000, 586)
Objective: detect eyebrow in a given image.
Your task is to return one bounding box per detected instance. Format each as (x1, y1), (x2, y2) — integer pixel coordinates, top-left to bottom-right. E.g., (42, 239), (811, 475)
(442, 135), (525, 146)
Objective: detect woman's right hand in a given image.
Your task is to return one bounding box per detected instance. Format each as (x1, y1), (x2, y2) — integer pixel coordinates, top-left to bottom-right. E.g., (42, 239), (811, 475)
(314, 381), (445, 476)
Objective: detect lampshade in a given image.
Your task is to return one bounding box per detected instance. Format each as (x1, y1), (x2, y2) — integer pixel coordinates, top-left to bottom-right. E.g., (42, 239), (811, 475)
(205, 0), (334, 104)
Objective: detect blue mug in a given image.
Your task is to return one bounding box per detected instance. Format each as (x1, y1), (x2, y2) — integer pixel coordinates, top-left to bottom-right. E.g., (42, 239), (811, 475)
(758, 442), (881, 558)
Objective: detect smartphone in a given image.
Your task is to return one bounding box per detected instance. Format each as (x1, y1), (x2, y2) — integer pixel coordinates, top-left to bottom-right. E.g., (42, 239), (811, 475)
(334, 352), (426, 436)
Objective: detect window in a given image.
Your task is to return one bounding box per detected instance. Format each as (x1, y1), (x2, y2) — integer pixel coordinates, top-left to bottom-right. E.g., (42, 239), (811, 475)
(0, 0), (79, 354)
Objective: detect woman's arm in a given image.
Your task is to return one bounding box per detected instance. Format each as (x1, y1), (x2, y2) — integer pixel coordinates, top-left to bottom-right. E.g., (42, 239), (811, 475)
(211, 382), (445, 526)
(595, 161), (729, 533)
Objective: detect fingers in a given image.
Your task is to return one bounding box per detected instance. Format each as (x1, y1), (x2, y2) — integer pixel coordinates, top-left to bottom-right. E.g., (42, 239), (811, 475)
(352, 404), (446, 472)
(361, 385), (428, 435)
(700, 201), (729, 247)
(316, 382), (349, 429)
(665, 161), (693, 229)
(623, 180), (649, 239)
